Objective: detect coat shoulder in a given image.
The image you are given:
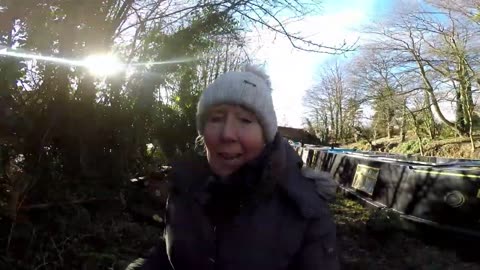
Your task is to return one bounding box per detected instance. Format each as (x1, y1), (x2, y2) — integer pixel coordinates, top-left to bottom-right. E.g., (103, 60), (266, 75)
(272, 137), (336, 219)
(300, 167), (338, 202)
(167, 157), (212, 193)
(276, 165), (334, 219)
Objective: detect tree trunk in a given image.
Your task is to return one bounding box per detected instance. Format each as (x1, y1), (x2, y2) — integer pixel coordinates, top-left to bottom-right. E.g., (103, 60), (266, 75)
(400, 99), (406, 142)
(423, 91), (436, 140)
(456, 92), (466, 133)
(415, 54), (461, 136)
(387, 122), (392, 139)
(465, 89), (476, 155)
(411, 114), (424, 156)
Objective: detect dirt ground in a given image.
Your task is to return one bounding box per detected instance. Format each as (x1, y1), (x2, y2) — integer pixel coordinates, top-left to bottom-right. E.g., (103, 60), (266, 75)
(332, 194), (480, 270)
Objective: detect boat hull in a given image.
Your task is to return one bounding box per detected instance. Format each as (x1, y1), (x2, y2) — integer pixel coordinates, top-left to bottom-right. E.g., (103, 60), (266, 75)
(302, 147), (480, 237)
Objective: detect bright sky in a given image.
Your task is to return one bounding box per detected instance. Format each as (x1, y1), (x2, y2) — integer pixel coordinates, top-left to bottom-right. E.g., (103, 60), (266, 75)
(252, 0), (393, 128)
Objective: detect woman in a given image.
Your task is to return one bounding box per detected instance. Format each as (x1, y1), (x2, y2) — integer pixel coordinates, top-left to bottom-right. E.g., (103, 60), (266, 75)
(130, 65), (339, 270)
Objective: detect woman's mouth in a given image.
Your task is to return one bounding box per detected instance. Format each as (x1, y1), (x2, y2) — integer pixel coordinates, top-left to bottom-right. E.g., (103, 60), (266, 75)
(218, 152), (242, 161)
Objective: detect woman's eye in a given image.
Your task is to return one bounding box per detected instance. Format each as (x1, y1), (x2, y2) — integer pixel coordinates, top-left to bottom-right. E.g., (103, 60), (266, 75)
(240, 117), (253, 124)
(208, 115), (223, 123)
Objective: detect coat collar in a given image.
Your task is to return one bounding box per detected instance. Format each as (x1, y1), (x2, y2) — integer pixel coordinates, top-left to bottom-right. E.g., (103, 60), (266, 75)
(168, 133), (331, 219)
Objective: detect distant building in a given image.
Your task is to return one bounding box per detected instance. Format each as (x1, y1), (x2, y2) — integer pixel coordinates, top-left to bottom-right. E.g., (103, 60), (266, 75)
(277, 126), (321, 145)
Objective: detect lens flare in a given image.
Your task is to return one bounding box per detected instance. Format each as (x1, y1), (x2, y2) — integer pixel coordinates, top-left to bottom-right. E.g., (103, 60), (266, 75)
(82, 54), (124, 76)
(0, 48), (82, 66)
(0, 47), (199, 77)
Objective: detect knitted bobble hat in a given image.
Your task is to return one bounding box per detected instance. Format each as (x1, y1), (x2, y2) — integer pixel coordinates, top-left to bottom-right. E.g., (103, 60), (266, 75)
(196, 64), (278, 143)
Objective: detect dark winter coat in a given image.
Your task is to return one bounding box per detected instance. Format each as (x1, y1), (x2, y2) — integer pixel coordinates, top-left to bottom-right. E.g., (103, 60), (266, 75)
(139, 134), (339, 270)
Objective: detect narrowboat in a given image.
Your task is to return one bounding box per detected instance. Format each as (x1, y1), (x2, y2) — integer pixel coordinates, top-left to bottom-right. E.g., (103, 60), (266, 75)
(299, 146), (480, 238)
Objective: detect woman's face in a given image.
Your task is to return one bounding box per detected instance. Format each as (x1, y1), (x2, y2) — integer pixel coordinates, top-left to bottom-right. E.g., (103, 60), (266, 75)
(203, 104), (265, 177)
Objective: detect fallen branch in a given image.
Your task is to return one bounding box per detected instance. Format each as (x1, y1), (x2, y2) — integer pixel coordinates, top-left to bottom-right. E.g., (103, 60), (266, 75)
(423, 135), (480, 153)
(19, 198), (120, 211)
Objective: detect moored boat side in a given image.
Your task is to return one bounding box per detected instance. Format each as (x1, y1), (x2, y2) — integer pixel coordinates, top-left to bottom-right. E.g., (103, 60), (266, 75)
(304, 146), (480, 238)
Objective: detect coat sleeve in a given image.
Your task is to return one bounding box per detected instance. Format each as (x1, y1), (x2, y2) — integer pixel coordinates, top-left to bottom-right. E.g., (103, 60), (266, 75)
(294, 215), (340, 270)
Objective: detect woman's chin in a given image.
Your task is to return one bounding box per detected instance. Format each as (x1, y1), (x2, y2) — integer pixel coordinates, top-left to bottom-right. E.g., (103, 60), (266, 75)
(211, 165), (240, 178)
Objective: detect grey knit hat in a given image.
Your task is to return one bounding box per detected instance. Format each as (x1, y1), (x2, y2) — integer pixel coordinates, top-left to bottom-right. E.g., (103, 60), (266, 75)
(196, 64), (278, 143)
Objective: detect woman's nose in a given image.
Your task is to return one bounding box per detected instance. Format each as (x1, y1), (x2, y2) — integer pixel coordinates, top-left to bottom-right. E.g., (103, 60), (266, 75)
(220, 117), (238, 141)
